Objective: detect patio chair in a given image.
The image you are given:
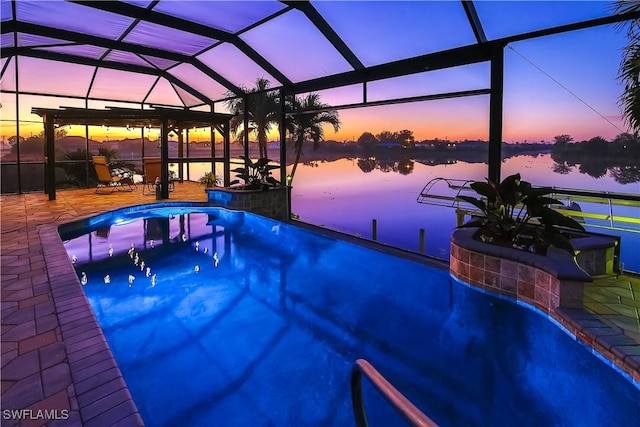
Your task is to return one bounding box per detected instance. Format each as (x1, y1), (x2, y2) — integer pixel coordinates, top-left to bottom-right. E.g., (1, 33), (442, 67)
(142, 157), (175, 195)
(92, 156), (136, 193)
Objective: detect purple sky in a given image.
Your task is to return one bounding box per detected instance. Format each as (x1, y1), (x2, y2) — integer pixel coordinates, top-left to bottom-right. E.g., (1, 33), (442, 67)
(0, 1), (632, 143)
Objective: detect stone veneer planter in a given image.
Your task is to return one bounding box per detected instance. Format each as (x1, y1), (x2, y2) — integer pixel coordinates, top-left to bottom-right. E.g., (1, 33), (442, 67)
(450, 228), (593, 313)
(205, 186), (290, 220)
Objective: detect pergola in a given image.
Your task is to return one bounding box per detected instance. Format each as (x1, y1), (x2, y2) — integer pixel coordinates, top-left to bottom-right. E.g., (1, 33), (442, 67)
(1, 1), (639, 195)
(31, 106), (234, 199)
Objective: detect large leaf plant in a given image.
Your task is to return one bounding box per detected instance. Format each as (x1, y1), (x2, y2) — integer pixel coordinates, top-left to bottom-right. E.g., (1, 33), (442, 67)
(457, 173), (585, 254)
(230, 156), (280, 190)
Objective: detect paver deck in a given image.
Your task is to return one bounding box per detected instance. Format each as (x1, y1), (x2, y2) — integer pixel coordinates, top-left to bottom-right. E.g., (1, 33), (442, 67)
(1, 182), (639, 426)
(1, 183), (207, 427)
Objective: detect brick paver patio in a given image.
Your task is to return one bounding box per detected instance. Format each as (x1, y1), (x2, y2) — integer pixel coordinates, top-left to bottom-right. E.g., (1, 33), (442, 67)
(1, 182), (206, 427)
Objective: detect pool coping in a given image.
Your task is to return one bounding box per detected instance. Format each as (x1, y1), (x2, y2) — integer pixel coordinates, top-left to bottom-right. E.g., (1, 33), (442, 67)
(40, 203), (639, 425)
(39, 223), (144, 426)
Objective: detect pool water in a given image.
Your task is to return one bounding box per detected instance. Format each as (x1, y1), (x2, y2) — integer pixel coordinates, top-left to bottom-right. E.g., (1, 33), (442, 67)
(62, 206), (640, 426)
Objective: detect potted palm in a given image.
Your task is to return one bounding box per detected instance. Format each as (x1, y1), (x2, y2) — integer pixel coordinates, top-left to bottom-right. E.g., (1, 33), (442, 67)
(199, 172), (220, 188)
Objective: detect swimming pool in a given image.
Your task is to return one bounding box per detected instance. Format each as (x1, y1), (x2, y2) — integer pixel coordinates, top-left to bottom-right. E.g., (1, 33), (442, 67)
(61, 206), (640, 426)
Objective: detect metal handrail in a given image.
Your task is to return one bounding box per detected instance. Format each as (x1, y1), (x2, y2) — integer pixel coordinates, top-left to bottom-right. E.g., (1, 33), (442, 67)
(549, 186), (640, 203)
(351, 359), (438, 427)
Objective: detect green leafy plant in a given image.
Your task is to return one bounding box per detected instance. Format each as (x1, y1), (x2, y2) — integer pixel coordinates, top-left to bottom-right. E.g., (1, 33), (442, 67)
(456, 173), (585, 254)
(230, 156), (280, 190)
(199, 171), (220, 188)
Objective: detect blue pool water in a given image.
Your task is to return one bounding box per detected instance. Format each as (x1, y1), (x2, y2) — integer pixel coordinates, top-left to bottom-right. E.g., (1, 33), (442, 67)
(62, 206), (640, 426)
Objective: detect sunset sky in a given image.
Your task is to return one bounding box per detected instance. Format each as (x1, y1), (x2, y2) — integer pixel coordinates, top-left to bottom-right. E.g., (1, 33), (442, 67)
(0, 1), (632, 144)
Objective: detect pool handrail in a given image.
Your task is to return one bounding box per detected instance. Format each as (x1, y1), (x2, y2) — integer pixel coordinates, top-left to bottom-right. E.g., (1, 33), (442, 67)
(351, 359), (438, 427)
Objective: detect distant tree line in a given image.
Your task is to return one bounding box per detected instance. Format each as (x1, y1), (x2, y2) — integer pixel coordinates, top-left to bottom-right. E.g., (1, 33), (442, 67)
(356, 130), (415, 148)
(551, 133), (640, 183)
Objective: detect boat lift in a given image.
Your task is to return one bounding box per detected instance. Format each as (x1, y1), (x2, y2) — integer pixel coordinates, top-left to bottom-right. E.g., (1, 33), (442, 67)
(417, 177), (640, 233)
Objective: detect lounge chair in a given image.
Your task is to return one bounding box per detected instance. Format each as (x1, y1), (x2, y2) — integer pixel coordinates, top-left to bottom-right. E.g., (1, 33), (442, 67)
(142, 157), (175, 195)
(92, 155), (136, 193)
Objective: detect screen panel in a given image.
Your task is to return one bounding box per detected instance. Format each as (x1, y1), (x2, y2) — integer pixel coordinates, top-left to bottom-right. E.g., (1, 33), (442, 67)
(1, 33), (14, 49)
(17, 57), (95, 98)
(367, 63), (490, 103)
(475, 1), (614, 40)
(145, 78), (187, 107)
(168, 63), (229, 102)
(313, 0), (476, 67)
(240, 9), (352, 83)
(15, 1), (133, 39)
(1, 0), (12, 22)
(17, 33), (74, 48)
(197, 43), (277, 89)
(0, 57), (16, 91)
(123, 21), (217, 55)
(152, 0), (286, 33)
(89, 68), (158, 102)
(36, 45), (108, 60)
(104, 50), (156, 69)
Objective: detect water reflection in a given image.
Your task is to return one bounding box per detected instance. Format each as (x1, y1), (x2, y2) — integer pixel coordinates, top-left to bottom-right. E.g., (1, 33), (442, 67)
(356, 156), (416, 175)
(552, 161), (572, 175)
(610, 165), (640, 185)
(292, 141), (640, 184)
(349, 150), (640, 183)
(550, 134), (640, 183)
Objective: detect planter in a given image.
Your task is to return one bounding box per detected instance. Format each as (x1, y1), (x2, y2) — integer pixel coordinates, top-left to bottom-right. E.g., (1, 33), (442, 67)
(205, 186), (290, 220)
(450, 228), (619, 312)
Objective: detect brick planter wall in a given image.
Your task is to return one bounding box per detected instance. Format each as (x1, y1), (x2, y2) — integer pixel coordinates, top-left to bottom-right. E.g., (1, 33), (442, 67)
(450, 241), (586, 313)
(205, 186), (289, 220)
(450, 228), (591, 313)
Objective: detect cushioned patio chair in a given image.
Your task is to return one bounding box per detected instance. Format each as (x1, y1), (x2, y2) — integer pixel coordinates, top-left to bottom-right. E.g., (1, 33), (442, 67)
(142, 157), (175, 195)
(92, 155), (136, 193)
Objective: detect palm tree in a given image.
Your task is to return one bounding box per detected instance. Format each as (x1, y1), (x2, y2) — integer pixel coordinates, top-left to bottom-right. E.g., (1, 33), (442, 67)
(287, 93), (341, 182)
(224, 77), (279, 159)
(613, 1), (640, 135)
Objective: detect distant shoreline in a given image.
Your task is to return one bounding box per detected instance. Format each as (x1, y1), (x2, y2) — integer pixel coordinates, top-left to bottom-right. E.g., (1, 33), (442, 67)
(1, 137), (553, 164)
